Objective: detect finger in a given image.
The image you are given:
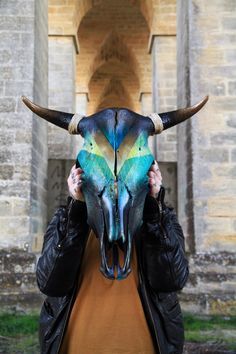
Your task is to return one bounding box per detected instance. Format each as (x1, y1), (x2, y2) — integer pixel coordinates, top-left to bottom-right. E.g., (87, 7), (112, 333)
(149, 173), (162, 195)
(72, 169), (83, 178)
(149, 165), (156, 173)
(149, 177), (157, 186)
(149, 162), (160, 174)
(69, 165), (76, 180)
(154, 174), (162, 184)
(74, 184), (81, 192)
(154, 171), (162, 183)
(153, 166), (160, 175)
(71, 169), (83, 183)
(148, 170), (156, 178)
(74, 167), (83, 174)
(73, 176), (82, 187)
(71, 164), (77, 173)
(73, 185), (83, 199)
(148, 171), (162, 185)
(153, 168), (162, 180)
(68, 173), (75, 183)
(68, 170), (84, 201)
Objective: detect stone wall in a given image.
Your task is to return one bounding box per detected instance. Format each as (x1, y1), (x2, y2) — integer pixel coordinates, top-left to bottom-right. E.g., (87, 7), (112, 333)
(47, 35), (83, 228)
(31, 0), (48, 253)
(47, 159), (74, 222)
(0, 0), (48, 310)
(177, 0), (236, 314)
(151, 35), (178, 213)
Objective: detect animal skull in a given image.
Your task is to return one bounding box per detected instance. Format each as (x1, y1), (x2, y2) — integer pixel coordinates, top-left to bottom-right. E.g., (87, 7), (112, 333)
(22, 95), (208, 279)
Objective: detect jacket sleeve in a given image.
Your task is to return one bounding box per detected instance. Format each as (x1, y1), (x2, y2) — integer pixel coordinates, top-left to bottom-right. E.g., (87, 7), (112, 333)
(36, 198), (90, 297)
(141, 191), (189, 293)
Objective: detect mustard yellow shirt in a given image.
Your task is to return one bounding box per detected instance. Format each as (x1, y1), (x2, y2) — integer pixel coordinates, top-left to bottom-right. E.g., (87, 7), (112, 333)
(59, 231), (155, 354)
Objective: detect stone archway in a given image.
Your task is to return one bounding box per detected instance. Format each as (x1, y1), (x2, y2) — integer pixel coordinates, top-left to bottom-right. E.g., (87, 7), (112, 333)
(48, 0), (154, 38)
(75, 0), (151, 113)
(88, 30), (140, 113)
(47, 0), (178, 222)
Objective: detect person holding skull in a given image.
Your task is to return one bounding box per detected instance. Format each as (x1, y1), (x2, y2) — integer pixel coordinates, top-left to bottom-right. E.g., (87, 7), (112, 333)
(22, 96), (208, 354)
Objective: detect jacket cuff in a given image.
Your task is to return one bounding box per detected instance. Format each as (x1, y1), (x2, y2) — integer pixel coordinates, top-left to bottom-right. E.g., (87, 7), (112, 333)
(67, 196), (87, 222)
(143, 186), (166, 223)
(143, 195), (161, 223)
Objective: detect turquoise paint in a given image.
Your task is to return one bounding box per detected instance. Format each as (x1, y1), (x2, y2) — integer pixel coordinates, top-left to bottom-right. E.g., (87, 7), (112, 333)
(76, 129), (154, 243)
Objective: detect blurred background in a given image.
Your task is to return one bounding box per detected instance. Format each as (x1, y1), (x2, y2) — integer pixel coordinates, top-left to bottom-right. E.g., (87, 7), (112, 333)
(0, 0), (235, 352)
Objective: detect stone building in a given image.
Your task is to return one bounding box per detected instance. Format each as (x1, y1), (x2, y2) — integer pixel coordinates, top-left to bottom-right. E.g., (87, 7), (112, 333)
(0, 0), (235, 315)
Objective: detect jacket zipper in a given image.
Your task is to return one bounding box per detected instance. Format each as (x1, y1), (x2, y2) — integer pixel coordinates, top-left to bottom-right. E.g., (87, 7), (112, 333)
(139, 268), (162, 354)
(157, 200), (167, 240)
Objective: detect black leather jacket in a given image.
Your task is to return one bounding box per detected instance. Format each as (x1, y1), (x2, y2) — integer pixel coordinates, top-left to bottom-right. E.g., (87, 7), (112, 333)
(36, 191), (189, 354)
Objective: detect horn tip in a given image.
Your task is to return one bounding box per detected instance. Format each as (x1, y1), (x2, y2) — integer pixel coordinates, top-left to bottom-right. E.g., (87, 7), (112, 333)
(200, 95), (209, 108)
(21, 96), (29, 104)
(21, 96), (34, 110)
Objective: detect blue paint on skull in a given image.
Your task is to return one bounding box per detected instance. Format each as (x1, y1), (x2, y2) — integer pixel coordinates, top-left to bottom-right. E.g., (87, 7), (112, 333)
(76, 108), (154, 279)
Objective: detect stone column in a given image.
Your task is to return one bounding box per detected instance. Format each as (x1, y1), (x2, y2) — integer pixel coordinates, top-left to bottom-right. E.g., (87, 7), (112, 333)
(47, 92), (88, 221)
(140, 92), (155, 154)
(0, 0), (48, 249)
(48, 36), (83, 220)
(48, 35), (79, 160)
(76, 92), (89, 116)
(151, 35), (177, 163)
(177, 0), (236, 314)
(140, 92), (152, 116)
(0, 0), (48, 309)
(151, 35), (178, 211)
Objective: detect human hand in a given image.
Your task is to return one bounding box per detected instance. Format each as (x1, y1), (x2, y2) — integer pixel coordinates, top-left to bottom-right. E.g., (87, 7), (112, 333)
(147, 161), (163, 198)
(67, 164), (85, 201)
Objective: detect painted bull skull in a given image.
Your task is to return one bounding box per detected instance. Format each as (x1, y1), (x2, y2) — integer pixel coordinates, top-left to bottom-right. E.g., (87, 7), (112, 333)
(22, 96), (208, 280)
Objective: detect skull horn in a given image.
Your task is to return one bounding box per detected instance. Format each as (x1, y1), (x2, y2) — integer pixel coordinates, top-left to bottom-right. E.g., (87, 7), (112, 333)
(22, 96), (83, 134)
(149, 96), (209, 134)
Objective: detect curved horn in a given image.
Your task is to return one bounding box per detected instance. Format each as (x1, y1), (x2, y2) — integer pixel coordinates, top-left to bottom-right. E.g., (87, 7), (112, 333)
(22, 96), (83, 134)
(149, 96), (209, 134)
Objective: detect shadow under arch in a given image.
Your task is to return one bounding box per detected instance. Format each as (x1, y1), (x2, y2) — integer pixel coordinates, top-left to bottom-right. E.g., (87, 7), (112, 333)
(74, 0), (153, 33)
(88, 30), (140, 87)
(95, 77), (134, 112)
(87, 58), (140, 114)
